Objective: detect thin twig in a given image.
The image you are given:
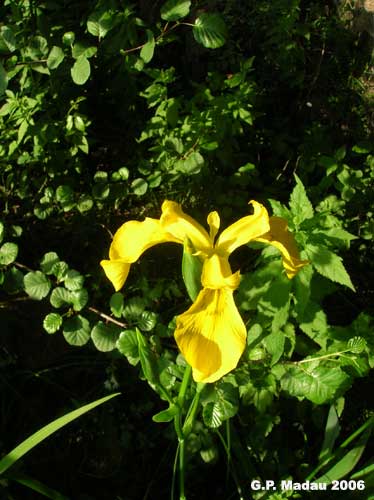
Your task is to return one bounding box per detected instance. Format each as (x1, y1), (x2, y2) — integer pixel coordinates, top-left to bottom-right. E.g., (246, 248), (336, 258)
(88, 306), (127, 328)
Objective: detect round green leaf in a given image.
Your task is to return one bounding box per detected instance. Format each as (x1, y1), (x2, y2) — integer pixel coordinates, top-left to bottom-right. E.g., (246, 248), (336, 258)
(71, 56), (91, 85)
(0, 242), (18, 265)
(91, 321), (120, 352)
(70, 289), (88, 311)
(77, 195), (94, 213)
(123, 297), (146, 321)
(87, 9), (116, 38)
(160, 0), (191, 21)
(51, 261), (69, 280)
(24, 271), (51, 300)
(140, 30), (155, 63)
(63, 315), (90, 346)
(110, 292), (124, 318)
(43, 313), (63, 334)
(56, 185), (74, 204)
(62, 31), (75, 46)
(347, 336), (367, 354)
(131, 178), (148, 196)
(47, 46), (65, 70)
(40, 252), (60, 274)
(116, 330), (139, 366)
(64, 269), (84, 291)
(193, 13), (227, 49)
(50, 287), (71, 308)
(137, 310), (158, 331)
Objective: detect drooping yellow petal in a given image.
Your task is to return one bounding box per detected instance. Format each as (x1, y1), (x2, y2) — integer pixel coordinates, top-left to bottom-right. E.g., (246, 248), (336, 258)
(174, 288), (247, 383)
(100, 259), (131, 291)
(215, 200), (270, 255)
(160, 201), (212, 254)
(109, 217), (179, 262)
(201, 254), (241, 290)
(207, 211), (220, 242)
(254, 216), (309, 278)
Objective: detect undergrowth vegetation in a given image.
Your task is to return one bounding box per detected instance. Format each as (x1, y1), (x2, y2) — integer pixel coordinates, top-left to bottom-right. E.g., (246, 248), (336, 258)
(1, 1), (374, 499)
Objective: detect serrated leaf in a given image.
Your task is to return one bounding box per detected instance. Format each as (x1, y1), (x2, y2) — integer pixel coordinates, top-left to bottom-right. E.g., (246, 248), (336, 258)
(71, 56), (90, 85)
(299, 301), (329, 349)
(24, 271), (51, 300)
(281, 365), (350, 404)
(293, 263), (313, 317)
(64, 269), (84, 291)
(116, 329), (139, 366)
(0, 26), (17, 53)
(257, 275), (292, 334)
(289, 174), (314, 226)
(47, 46), (65, 70)
(160, 0), (191, 21)
(50, 287), (71, 308)
(110, 292), (124, 318)
(43, 313), (63, 334)
(239, 373), (276, 413)
(264, 330), (285, 365)
(193, 13), (227, 49)
(140, 30), (155, 63)
(202, 383), (238, 428)
(306, 244), (355, 291)
(203, 402), (225, 428)
(0, 242), (18, 265)
(91, 321), (120, 352)
(347, 336), (366, 354)
(63, 315), (90, 346)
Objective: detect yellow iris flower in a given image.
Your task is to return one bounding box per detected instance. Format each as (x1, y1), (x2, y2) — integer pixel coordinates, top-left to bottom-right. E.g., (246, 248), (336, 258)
(101, 200), (308, 383)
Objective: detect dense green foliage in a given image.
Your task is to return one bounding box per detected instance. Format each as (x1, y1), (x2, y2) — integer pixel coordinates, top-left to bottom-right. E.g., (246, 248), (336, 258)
(1, 0), (374, 499)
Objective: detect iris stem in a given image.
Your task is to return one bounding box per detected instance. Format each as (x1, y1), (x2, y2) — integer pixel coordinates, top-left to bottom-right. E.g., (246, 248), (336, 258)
(177, 363), (192, 409)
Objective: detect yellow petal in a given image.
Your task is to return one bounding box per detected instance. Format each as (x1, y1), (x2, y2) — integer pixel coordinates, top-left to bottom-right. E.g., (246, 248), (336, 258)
(109, 217), (179, 262)
(201, 254), (241, 290)
(174, 288), (247, 383)
(100, 259), (131, 291)
(207, 211), (220, 242)
(215, 200), (270, 255)
(160, 200), (212, 254)
(255, 216), (309, 279)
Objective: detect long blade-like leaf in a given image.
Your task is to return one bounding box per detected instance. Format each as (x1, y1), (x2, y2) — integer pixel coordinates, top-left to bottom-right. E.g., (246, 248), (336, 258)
(6, 473), (69, 500)
(0, 392), (120, 475)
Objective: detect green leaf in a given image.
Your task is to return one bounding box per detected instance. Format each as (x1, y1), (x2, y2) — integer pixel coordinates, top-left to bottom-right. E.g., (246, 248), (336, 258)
(0, 26), (17, 53)
(137, 310), (158, 331)
(289, 174), (314, 226)
(47, 46), (65, 70)
(131, 177), (148, 195)
(0, 242), (18, 265)
(6, 474), (68, 500)
(140, 30), (155, 63)
(72, 42), (97, 59)
(0, 393), (119, 475)
(347, 336), (366, 354)
(160, 0), (191, 21)
(91, 321), (120, 352)
(264, 330), (285, 365)
(239, 373), (277, 413)
(116, 329), (139, 366)
(137, 328), (159, 384)
(43, 313), (63, 334)
(77, 195), (94, 213)
(70, 288), (88, 311)
(123, 297), (146, 321)
(281, 365), (350, 404)
(0, 62), (8, 95)
(318, 403), (341, 462)
(110, 292), (124, 318)
(193, 13), (227, 49)
(294, 264), (313, 317)
(0, 222), (4, 243)
(71, 56), (90, 85)
(182, 239), (203, 301)
(316, 428), (372, 484)
(24, 271), (51, 300)
(50, 287), (71, 308)
(257, 275), (292, 334)
(87, 9), (116, 38)
(152, 404), (179, 423)
(202, 383), (238, 428)
(306, 244), (355, 291)
(63, 315), (90, 346)
(51, 261), (69, 280)
(55, 185), (74, 204)
(63, 270), (84, 291)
